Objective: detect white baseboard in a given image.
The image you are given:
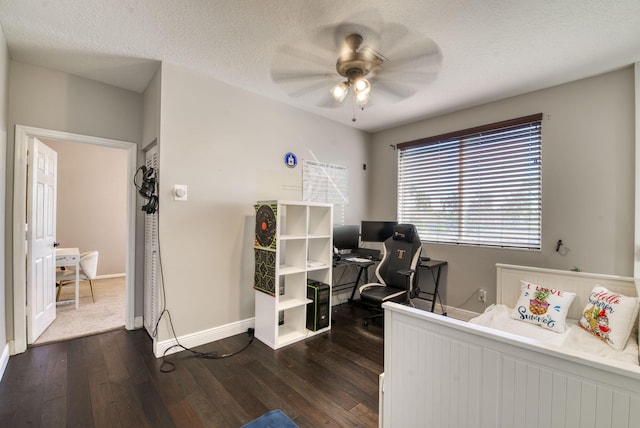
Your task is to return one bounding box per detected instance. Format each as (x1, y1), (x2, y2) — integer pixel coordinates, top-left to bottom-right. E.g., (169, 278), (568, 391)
(133, 316), (144, 329)
(154, 317), (255, 358)
(410, 298), (480, 321)
(0, 343), (10, 382)
(95, 273), (126, 280)
(332, 288), (353, 306)
(443, 305), (480, 321)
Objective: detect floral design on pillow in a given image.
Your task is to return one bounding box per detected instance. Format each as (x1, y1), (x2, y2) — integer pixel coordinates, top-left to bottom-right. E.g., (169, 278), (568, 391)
(511, 281), (576, 333)
(578, 286), (640, 351)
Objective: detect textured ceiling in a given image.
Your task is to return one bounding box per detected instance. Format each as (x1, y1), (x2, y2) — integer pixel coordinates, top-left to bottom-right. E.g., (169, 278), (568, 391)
(1, 0), (640, 133)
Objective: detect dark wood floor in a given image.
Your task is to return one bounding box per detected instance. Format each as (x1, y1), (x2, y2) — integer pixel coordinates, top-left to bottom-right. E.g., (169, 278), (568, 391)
(0, 303), (384, 427)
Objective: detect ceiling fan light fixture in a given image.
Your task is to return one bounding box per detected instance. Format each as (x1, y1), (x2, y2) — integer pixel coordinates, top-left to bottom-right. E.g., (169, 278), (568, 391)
(353, 77), (371, 96)
(330, 81), (349, 102)
(330, 33), (387, 112)
(355, 90), (370, 107)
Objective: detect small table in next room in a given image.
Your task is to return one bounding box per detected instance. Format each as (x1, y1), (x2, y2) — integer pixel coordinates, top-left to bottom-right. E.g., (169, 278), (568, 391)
(413, 259), (447, 315)
(55, 247), (80, 309)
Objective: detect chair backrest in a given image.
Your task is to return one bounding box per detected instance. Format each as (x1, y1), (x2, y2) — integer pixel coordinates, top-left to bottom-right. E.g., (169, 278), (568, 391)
(79, 251), (99, 280)
(374, 224), (422, 290)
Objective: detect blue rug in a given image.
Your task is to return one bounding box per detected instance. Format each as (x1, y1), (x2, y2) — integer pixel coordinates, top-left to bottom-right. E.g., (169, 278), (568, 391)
(242, 409), (298, 428)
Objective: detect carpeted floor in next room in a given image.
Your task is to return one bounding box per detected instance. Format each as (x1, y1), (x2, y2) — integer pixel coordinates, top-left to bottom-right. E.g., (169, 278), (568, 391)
(33, 276), (126, 345)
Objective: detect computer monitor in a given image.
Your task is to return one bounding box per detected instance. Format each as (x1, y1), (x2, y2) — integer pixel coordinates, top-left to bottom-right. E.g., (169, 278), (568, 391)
(332, 225), (360, 251)
(360, 221), (398, 242)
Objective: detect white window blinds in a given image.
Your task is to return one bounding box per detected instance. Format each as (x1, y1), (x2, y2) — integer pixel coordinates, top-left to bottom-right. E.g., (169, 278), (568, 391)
(397, 114), (542, 250)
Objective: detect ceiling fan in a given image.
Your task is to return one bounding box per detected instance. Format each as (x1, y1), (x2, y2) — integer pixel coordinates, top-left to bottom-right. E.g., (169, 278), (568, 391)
(271, 22), (442, 120)
(329, 33), (385, 108)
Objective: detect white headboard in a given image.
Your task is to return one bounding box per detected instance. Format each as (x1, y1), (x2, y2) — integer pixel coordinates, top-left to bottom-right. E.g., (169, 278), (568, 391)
(496, 264), (638, 321)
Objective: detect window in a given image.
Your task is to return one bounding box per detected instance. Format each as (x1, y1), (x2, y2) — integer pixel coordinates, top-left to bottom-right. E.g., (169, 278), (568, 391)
(397, 114), (542, 250)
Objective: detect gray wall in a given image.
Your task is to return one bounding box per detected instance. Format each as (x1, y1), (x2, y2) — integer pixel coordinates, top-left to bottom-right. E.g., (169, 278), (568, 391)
(0, 24), (8, 359)
(370, 67), (635, 314)
(139, 66), (161, 318)
(43, 139), (127, 276)
(1, 45), (635, 355)
(153, 62), (370, 341)
(5, 61), (143, 341)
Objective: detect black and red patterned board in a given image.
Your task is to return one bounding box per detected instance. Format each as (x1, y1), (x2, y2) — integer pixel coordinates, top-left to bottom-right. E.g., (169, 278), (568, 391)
(255, 204), (277, 249)
(254, 248), (276, 295)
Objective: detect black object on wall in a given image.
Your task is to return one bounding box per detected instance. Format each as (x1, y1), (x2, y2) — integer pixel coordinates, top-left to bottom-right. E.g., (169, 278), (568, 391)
(135, 165), (158, 214)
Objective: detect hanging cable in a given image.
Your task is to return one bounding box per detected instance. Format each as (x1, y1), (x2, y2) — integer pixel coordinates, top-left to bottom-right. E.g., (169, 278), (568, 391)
(134, 166), (254, 373)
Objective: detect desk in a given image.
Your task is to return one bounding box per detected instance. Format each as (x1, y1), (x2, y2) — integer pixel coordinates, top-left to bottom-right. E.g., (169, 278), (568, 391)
(414, 259), (447, 315)
(332, 257), (375, 302)
(56, 248), (80, 309)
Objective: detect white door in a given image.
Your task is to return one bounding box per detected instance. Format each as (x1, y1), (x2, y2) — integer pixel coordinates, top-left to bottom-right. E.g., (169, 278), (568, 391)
(26, 137), (58, 343)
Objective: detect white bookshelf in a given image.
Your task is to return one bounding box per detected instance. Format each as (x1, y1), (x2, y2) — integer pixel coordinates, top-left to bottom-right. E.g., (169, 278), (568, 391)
(253, 201), (333, 349)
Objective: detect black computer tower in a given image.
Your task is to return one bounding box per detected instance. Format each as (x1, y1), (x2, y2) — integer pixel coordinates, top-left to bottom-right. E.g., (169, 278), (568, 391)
(306, 280), (330, 331)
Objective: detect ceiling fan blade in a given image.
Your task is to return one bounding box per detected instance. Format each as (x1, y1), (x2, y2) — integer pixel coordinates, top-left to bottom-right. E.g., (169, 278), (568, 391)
(287, 80), (333, 98)
(371, 80), (419, 102)
(271, 70), (331, 84)
(373, 22), (417, 54)
(273, 74), (342, 108)
(298, 88), (343, 109)
(385, 50), (442, 72)
(273, 45), (334, 70)
(271, 13), (442, 110)
(271, 42), (337, 103)
(373, 70), (438, 86)
(313, 21), (382, 54)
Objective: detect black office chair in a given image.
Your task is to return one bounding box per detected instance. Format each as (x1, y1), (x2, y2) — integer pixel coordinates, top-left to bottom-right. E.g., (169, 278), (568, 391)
(358, 224), (422, 326)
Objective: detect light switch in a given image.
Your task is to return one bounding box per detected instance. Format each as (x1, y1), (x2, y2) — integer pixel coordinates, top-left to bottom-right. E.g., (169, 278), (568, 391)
(174, 184), (188, 201)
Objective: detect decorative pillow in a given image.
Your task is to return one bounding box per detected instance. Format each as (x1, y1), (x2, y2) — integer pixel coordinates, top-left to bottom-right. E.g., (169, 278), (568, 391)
(511, 281), (576, 333)
(578, 285), (640, 351)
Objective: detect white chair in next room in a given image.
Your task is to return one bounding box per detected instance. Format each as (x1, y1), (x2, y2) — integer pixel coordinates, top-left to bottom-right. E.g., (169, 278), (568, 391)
(57, 251), (99, 303)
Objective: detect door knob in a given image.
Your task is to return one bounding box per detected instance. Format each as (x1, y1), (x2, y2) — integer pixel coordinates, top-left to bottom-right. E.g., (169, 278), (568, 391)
(53, 242), (61, 248)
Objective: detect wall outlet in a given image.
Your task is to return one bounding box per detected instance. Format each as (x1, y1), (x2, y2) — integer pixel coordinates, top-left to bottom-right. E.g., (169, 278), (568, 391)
(479, 289), (487, 302)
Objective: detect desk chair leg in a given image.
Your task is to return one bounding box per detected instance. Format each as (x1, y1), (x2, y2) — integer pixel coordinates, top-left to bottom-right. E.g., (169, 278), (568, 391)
(363, 311), (384, 326)
(89, 279), (95, 303)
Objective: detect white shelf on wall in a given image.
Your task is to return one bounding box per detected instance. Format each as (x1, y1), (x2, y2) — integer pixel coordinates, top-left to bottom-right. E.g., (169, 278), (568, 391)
(253, 200), (333, 349)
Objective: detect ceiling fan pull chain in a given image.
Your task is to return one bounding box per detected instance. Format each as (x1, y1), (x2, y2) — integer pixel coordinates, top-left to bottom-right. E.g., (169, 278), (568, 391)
(352, 99), (357, 122)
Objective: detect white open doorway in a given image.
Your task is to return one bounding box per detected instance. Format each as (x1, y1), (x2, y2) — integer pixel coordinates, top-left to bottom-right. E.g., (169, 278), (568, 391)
(12, 125), (137, 354)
